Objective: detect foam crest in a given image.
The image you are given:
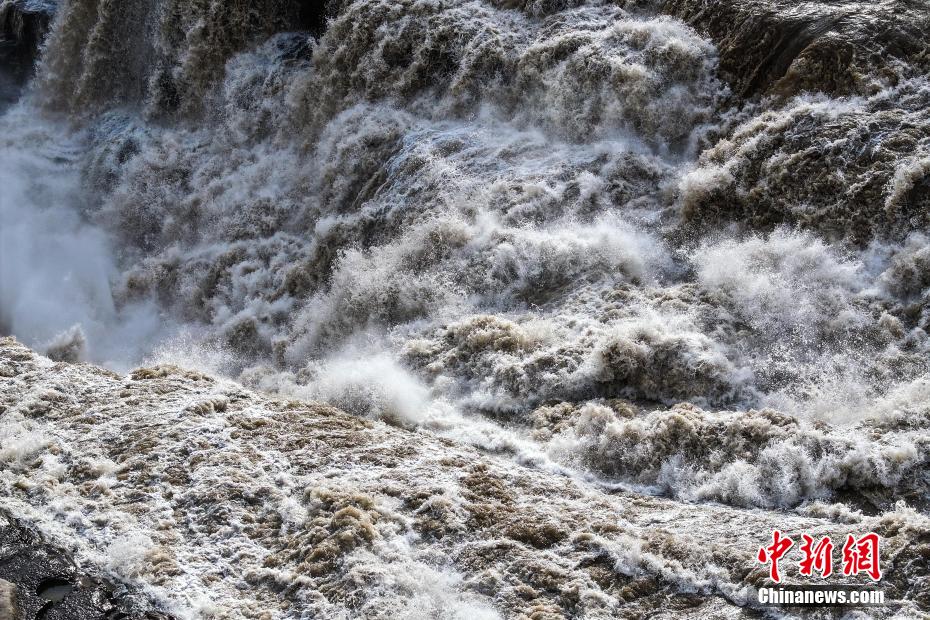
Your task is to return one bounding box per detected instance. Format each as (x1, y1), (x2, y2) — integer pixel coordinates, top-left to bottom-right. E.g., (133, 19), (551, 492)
(2, 7), (930, 614)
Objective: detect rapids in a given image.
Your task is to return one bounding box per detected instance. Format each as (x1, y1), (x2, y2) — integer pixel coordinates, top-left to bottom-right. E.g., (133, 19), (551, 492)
(1, 0), (930, 617)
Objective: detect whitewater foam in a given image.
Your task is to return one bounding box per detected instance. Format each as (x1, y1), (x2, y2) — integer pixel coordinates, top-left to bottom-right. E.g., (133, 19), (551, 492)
(2, 0), (930, 616)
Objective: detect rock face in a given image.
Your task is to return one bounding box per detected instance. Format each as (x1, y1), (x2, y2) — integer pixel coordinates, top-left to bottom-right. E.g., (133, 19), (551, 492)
(661, 0), (930, 100)
(0, 1), (53, 78)
(0, 0), (54, 106)
(0, 510), (172, 620)
(2, 337), (930, 618)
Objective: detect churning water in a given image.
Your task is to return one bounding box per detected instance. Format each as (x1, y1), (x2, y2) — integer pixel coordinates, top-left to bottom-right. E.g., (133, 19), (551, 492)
(2, 0), (930, 617)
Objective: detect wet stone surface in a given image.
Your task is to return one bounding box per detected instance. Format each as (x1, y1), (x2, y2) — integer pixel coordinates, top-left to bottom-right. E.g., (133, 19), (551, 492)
(661, 0), (930, 100)
(0, 511), (172, 620)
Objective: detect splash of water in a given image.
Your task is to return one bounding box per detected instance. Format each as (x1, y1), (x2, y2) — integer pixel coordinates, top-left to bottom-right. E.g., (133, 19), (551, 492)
(2, 0), (930, 615)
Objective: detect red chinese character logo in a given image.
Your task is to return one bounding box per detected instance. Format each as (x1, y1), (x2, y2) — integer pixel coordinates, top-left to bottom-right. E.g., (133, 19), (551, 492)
(758, 530), (794, 583)
(798, 535), (833, 578)
(842, 533), (882, 581)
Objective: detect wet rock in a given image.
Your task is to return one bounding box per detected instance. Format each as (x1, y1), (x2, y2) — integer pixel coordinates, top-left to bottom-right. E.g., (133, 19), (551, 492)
(0, 0), (54, 81)
(0, 0), (54, 108)
(0, 511), (172, 620)
(662, 0), (930, 100)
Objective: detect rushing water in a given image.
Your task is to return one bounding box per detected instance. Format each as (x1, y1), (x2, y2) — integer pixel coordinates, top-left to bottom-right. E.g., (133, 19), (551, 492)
(2, 0), (930, 617)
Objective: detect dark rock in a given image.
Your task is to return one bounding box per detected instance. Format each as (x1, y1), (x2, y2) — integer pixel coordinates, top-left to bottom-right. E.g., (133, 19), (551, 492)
(668, 1), (930, 244)
(661, 0), (930, 100)
(0, 511), (173, 620)
(295, 0), (334, 37)
(0, 0), (54, 82)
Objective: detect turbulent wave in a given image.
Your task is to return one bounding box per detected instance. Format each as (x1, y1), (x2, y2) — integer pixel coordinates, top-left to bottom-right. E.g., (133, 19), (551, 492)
(4, 337), (930, 619)
(2, 0), (930, 617)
